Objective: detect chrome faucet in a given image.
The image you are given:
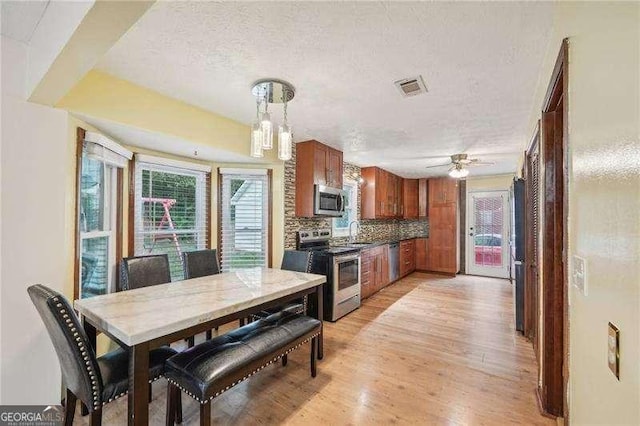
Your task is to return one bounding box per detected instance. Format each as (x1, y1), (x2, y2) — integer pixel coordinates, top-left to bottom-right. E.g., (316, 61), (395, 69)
(348, 220), (361, 243)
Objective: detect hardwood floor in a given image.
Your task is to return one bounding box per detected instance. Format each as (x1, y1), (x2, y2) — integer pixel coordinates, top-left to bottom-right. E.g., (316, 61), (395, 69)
(74, 273), (551, 425)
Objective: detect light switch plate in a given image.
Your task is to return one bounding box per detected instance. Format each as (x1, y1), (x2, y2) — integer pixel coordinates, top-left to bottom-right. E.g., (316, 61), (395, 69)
(608, 322), (620, 380)
(572, 255), (587, 296)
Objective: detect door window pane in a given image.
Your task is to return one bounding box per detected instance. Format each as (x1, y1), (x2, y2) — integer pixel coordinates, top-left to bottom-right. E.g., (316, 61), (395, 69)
(473, 196), (503, 267)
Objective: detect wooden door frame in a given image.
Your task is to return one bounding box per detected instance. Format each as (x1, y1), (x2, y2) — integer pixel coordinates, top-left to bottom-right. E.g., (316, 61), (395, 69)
(536, 39), (569, 420)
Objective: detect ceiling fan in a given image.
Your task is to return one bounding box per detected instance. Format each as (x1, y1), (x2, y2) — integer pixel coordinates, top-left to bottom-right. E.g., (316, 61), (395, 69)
(425, 153), (494, 178)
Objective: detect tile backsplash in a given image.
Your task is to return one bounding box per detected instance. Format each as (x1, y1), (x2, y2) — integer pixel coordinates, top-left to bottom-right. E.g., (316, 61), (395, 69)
(284, 143), (428, 249)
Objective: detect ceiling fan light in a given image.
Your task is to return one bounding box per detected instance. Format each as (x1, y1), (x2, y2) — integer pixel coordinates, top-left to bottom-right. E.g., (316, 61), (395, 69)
(449, 167), (469, 178)
(278, 123), (292, 161)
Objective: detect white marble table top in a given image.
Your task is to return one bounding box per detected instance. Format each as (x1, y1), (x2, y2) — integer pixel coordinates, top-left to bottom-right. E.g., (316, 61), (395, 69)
(74, 268), (326, 346)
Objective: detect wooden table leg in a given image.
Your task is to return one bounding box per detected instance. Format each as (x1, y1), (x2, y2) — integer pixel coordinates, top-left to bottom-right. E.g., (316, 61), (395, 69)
(128, 342), (149, 426)
(315, 284), (324, 360)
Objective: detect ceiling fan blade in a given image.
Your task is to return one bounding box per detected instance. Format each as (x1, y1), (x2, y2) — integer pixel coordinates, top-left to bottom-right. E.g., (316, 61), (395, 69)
(424, 163), (450, 169)
(466, 161), (495, 167)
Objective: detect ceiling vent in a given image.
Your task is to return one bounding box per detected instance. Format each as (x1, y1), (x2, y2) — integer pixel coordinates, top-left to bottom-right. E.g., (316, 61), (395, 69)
(394, 75), (428, 97)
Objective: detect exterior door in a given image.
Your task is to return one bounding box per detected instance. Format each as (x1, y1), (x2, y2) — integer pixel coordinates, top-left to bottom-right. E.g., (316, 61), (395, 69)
(466, 190), (510, 278)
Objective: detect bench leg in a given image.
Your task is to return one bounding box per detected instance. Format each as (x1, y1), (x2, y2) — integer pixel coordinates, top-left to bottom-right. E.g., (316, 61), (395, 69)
(176, 389), (182, 424)
(187, 337), (195, 348)
(165, 384), (176, 426)
(310, 337), (317, 378)
(206, 330), (212, 340)
(200, 402), (211, 426)
(89, 408), (102, 426)
(282, 354), (288, 367)
(239, 318), (245, 327)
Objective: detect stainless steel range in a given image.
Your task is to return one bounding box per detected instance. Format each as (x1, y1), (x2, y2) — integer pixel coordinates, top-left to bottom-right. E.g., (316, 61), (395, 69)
(297, 229), (361, 321)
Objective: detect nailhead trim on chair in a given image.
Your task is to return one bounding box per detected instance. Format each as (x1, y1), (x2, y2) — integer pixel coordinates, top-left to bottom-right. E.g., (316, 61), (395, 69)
(49, 293), (101, 410)
(167, 332), (320, 404)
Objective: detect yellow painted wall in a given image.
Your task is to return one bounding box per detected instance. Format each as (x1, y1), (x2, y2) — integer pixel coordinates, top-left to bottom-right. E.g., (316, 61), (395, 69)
(465, 174), (514, 192)
(525, 3), (640, 423)
(58, 70), (279, 163)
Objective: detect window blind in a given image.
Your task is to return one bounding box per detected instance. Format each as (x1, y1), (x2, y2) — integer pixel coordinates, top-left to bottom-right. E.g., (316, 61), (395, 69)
(134, 159), (210, 281)
(220, 170), (269, 272)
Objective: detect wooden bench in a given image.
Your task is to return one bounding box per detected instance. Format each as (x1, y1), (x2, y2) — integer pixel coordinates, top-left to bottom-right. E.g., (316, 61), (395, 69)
(164, 312), (322, 426)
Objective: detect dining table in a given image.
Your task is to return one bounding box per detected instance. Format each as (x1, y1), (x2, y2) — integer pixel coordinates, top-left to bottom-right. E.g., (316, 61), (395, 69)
(74, 267), (326, 426)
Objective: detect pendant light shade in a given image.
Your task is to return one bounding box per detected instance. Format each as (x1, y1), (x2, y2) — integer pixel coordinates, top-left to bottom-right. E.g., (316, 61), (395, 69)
(260, 111), (273, 149)
(278, 123), (292, 161)
(250, 122), (263, 158)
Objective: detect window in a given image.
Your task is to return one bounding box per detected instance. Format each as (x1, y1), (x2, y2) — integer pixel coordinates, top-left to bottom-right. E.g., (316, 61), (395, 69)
(219, 168), (270, 272)
(133, 155), (210, 281)
(332, 179), (358, 237)
(77, 131), (131, 299)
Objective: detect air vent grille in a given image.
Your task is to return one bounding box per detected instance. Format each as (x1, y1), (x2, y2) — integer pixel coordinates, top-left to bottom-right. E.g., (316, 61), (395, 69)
(395, 75), (428, 97)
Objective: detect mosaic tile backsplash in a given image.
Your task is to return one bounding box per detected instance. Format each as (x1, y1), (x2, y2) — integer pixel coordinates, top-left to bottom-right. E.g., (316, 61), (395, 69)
(284, 143), (428, 249)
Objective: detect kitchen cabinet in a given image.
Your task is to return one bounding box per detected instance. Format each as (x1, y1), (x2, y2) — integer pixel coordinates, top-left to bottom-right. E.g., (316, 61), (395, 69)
(415, 238), (428, 270)
(361, 167), (404, 219)
(426, 178), (459, 275)
(403, 179), (418, 219)
(399, 239), (416, 277)
(295, 140), (343, 217)
(360, 244), (389, 298)
(418, 178), (428, 218)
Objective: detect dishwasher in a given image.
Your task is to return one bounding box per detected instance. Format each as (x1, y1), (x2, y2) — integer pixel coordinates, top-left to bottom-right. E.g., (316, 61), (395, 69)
(388, 242), (400, 282)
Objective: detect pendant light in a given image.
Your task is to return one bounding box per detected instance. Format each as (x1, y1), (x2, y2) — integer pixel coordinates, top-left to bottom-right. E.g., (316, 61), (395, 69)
(260, 101), (273, 150)
(250, 79), (295, 160)
(278, 96), (292, 161)
(250, 99), (263, 158)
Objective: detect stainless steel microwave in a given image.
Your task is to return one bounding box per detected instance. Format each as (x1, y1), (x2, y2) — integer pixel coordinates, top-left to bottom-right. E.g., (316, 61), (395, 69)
(314, 184), (347, 217)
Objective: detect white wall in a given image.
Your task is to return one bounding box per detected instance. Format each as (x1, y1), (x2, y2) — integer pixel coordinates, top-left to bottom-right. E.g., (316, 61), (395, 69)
(525, 3), (640, 423)
(0, 35), (70, 404)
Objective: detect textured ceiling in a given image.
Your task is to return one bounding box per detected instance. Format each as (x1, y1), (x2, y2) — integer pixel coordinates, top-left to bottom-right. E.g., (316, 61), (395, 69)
(96, 1), (553, 178)
(1, 1), (49, 43)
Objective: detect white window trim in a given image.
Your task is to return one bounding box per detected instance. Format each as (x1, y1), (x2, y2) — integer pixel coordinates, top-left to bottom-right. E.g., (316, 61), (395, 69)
(136, 153), (211, 173)
(85, 131), (133, 160)
(332, 178), (358, 237)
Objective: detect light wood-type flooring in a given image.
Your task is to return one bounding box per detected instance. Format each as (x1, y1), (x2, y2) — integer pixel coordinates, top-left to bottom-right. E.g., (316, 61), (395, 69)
(74, 272), (552, 425)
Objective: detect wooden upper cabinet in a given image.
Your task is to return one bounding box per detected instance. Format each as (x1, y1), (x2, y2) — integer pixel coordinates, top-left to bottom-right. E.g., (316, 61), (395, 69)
(362, 167), (404, 219)
(403, 179), (418, 219)
(295, 140), (344, 217)
(418, 178), (428, 218)
(429, 177), (457, 207)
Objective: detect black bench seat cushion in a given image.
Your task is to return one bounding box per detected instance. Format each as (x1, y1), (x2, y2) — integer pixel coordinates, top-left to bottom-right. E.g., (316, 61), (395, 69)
(98, 346), (177, 403)
(165, 313), (321, 401)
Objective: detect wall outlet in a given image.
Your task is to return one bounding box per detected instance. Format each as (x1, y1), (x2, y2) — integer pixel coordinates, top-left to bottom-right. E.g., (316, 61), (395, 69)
(572, 255), (587, 296)
(608, 322), (620, 380)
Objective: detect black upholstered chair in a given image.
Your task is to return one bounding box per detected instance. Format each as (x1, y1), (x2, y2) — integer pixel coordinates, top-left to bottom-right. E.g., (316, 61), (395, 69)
(119, 254), (171, 291)
(27, 284), (179, 426)
(182, 249), (221, 345)
(182, 249), (220, 280)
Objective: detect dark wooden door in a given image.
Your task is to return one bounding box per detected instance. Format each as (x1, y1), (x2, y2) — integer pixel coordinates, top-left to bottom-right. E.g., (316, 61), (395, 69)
(524, 130), (540, 349)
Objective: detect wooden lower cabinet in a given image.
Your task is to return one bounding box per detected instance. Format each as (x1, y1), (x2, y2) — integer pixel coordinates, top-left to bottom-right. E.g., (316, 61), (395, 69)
(415, 238), (428, 270)
(360, 244), (389, 299)
(399, 239), (416, 277)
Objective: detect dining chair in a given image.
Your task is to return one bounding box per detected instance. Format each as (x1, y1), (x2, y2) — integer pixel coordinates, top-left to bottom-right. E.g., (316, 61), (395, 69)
(27, 284), (180, 426)
(182, 249), (221, 345)
(119, 254), (171, 291)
